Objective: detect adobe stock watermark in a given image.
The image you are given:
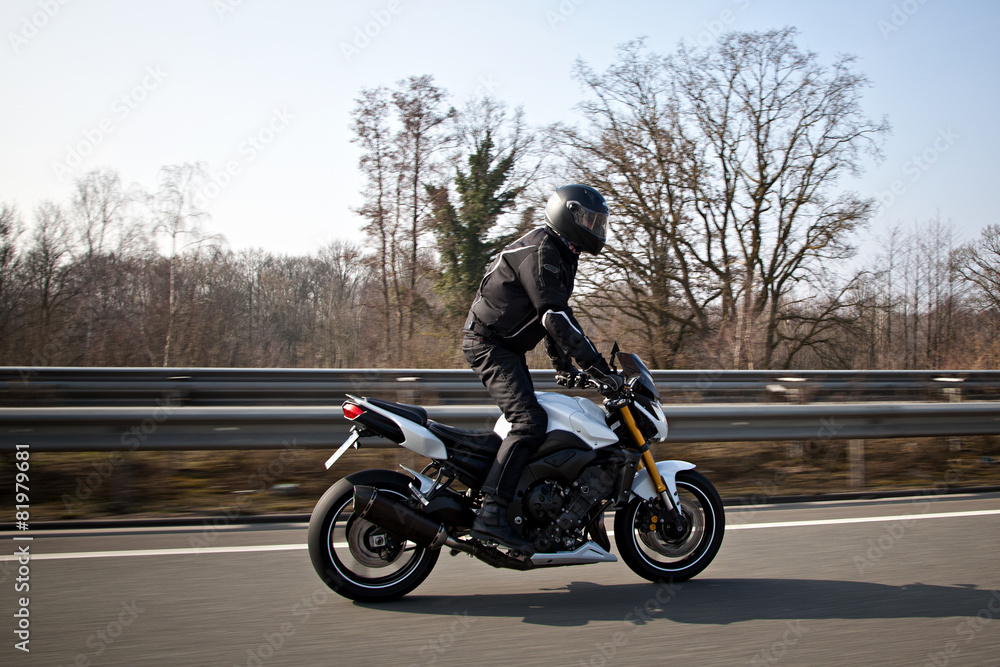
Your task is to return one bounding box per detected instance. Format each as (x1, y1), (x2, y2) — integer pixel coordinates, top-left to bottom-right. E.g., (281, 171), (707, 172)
(922, 590), (1000, 667)
(546, 0), (589, 31)
(51, 65), (169, 182)
(692, 0), (752, 48)
(213, 0), (248, 21)
(57, 599), (144, 667)
(189, 440), (303, 551)
(749, 621), (810, 666)
(852, 455), (974, 575)
(7, 0), (72, 54)
(191, 107), (295, 211)
(340, 0), (405, 63)
(877, 0), (932, 41)
(731, 416), (845, 524)
(409, 611), (476, 666)
(61, 399), (174, 513)
(577, 581), (683, 667)
(234, 585), (332, 667)
(237, 622), (297, 667)
(876, 126), (959, 216)
(473, 74), (501, 98)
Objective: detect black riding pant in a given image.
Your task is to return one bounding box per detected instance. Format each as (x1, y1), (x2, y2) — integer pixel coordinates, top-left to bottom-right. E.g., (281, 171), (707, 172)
(462, 333), (547, 502)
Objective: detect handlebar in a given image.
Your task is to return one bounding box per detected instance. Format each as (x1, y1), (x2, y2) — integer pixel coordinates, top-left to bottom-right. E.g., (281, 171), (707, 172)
(556, 367), (628, 397)
(584, 367), (626, 398)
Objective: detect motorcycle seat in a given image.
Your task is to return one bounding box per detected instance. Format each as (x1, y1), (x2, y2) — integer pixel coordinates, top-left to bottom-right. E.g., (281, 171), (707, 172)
(365, 397), (429, 427)
(427, 421), (501, 453)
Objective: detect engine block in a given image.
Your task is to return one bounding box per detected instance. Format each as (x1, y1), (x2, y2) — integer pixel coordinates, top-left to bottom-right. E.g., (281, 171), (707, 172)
(526, 465), (615, 551)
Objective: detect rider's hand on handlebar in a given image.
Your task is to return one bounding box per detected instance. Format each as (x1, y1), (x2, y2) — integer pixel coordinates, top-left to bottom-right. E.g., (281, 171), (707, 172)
(597, 371), (625, 397)
(584, 365), (626, 396)
(556, 368), (589, 388)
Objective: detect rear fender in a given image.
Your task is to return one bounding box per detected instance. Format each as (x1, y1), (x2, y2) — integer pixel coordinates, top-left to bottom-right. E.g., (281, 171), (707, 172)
(352, 398), (448, 460)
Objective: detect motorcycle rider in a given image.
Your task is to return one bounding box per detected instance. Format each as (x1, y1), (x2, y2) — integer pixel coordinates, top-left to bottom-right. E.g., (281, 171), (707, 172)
(462, 184), (623, 551)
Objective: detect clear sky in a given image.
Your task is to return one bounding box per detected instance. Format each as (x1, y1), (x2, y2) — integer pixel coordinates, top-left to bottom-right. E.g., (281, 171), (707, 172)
(2, 0), (998, 257)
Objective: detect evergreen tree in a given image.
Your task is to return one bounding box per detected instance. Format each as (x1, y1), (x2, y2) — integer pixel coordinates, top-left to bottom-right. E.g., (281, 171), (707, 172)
(428, 128), (525, 315)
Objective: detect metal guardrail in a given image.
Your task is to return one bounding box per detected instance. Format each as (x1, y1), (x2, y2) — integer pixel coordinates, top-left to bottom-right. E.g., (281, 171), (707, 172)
(2, 402), (999, 452)
(3, 367), (1000, 406)
(2, 367), (999, 453)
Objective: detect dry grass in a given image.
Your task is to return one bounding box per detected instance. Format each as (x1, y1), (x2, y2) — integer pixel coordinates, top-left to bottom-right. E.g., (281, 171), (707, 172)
(6, 435), (999, 521)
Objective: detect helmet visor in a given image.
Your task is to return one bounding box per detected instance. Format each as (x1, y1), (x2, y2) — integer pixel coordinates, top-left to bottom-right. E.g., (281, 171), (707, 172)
(567, 201), (608, 240)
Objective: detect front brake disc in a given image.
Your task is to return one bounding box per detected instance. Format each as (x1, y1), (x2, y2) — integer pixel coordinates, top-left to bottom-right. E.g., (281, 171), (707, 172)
(636, 502), (696, 557)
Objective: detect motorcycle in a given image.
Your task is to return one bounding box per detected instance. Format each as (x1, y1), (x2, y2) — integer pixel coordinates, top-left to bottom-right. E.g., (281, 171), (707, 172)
(307, 350), (725, 602)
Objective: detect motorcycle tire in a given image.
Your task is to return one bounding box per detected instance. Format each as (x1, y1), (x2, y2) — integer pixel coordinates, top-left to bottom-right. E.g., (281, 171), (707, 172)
(308, 469), (440, 602)
(614, 469), (725, 583)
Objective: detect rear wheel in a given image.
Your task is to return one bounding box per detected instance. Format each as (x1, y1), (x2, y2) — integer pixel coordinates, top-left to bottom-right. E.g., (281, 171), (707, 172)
(614, 470), (725, 583)
(307, 470), (440, 602)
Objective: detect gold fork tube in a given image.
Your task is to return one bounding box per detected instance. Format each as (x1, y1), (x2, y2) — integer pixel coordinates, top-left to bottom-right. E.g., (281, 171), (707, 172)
(620, 406), (667, 494)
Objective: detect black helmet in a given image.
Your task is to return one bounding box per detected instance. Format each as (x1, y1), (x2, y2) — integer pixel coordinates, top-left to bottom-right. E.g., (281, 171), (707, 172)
(544, 184), (609, 255)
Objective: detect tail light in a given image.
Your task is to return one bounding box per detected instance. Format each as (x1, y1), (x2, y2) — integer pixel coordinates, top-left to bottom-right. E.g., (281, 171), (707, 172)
(343, 403), (365, 421)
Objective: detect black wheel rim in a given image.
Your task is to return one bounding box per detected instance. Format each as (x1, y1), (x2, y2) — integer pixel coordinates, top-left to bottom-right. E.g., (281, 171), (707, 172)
(631, 481), (716, 572)
(324, 489), (428, 590)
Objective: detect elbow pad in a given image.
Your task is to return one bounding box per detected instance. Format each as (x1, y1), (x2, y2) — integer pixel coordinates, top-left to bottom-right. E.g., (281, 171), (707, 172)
(541, 309), (603, 370)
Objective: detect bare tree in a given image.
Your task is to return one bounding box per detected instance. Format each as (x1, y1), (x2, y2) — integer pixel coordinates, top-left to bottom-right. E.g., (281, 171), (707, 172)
(918, 216), (960, 367)
(0, 203), (24, 355)
(555, 30), (889, 368)
(23, 201), (78, 359)
(850, 216), (967, 369)
(351, 77), (456, 358)
(391, 75), (455, 339)
(352, 86), (403, 354)
(313, 240), (365, 367)
(956, 223), (1000, 313)
(72, 168), (145, 257)
(677, 29), (889, 368)
(887, 216), (960, 367)
(552, 41), (711, 367)
(69, 169), (151, 363)
(2, 165), (380, 369)
(151, 163), (223, 367)
(844, 224), (906, 369)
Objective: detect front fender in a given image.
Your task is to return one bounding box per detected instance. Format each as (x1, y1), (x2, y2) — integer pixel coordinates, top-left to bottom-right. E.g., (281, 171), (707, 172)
(630, 460), (696, 505)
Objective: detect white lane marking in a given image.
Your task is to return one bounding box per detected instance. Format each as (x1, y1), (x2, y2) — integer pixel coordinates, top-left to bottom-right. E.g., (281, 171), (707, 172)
(4, 508), (999, 561)
(0, 543), (307, 561)
(726, 508), (1000, 530)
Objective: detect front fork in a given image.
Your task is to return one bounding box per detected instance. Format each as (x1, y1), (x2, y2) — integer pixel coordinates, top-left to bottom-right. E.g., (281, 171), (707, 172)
(620, 406), (689, 534)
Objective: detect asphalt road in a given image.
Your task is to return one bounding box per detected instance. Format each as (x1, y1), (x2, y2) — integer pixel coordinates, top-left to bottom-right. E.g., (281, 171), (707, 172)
(3, 492), (1000, 667)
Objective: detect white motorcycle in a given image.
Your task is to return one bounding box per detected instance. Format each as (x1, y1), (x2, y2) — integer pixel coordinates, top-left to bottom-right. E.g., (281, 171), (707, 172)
(307, 350), (725, 602)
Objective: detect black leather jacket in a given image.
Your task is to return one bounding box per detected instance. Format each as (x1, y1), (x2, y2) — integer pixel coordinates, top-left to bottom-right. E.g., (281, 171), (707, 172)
(463, 226), (610, 373)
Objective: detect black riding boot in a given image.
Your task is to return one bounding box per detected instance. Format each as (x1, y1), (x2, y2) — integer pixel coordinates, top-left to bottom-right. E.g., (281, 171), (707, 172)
(471, 496), (535, 553)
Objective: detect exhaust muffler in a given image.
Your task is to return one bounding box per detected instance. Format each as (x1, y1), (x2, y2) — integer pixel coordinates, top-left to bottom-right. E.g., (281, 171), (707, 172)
(353, 485), (449, 550)
(352, 485), (539, 570)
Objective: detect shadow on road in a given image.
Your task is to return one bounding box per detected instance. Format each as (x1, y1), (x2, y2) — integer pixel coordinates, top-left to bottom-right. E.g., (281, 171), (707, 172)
(361, 579), (1000, 627)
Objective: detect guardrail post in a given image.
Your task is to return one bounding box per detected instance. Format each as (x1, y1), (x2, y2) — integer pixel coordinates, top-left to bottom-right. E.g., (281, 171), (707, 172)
(111, 453), (134, 513)
(849, 439), (865, 488)
(945, 387), (963, 452)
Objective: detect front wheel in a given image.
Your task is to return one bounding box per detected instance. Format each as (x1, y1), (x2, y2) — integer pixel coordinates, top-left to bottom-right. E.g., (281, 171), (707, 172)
(307, 470), (440, 602)
(614, 469), (725, 583)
